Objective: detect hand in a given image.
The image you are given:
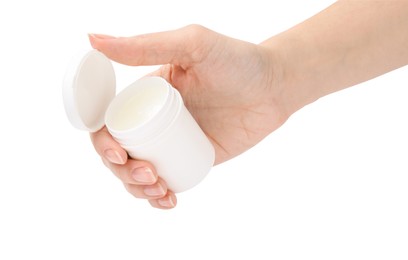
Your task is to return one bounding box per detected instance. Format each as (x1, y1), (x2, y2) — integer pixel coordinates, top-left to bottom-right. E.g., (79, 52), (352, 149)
(89, 25), (288, 209)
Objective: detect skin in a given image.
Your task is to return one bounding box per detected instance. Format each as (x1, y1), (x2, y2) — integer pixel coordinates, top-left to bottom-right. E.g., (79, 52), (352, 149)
(89, 0), (408, 209)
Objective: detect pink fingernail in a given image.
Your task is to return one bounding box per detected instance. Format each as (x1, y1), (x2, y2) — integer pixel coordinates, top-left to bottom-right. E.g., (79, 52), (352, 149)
(131, 167), (156, 183)
(144, 183), (166, 197)
(88, 33), (117, 40)
(158, 196), (175, 208)
(104, 149), (125, 164)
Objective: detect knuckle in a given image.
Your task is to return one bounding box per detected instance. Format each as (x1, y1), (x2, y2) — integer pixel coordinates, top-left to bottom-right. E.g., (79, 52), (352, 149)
(179, 24), (213, 63)
(183, 24), (208, 36)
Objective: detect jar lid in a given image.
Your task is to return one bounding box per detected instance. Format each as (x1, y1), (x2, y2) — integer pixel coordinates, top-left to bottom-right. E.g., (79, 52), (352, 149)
(62, 50), (116, 132)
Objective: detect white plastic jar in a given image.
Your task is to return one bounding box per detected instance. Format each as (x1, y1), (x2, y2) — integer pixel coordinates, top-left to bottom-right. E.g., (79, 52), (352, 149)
(63, 50), (215, 193)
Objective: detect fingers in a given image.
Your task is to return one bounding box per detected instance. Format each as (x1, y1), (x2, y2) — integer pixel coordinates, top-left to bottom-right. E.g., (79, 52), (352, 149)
(123, 177), (166, 199)
(103, 157), (177, 209)
(148, 192), (177, 209)
(88, 24), (214, 67)
(92, 127), (177, 209)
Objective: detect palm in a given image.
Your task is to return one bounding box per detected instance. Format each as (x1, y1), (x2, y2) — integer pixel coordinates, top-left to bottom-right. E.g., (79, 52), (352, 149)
(157, 37), (287, 164)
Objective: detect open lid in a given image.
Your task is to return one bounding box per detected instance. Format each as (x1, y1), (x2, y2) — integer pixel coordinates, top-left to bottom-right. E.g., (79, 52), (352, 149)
(63, 50), (116, 132)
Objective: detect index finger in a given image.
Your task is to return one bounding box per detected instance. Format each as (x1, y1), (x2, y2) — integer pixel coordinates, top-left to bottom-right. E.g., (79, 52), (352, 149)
(88, 24), (214, 67)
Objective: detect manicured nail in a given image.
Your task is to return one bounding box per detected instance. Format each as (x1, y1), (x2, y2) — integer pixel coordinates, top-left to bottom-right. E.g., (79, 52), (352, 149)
(158, 196), (175, 208)
(131, 167), (156, 183)
(144, 183), (165, 197)
(103, 149), (125, 164)
(88, 33), (117, 40)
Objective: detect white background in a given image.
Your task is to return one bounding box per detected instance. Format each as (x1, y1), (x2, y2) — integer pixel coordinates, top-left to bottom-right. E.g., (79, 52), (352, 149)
(0, 0), (407, 259)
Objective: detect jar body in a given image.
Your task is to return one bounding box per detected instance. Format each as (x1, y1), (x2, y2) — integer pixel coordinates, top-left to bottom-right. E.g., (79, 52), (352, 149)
(105, 77), (215, 193)
(122, 104), (214, 192)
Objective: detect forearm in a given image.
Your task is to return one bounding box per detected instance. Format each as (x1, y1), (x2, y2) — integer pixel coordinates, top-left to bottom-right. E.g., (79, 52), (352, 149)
(262, 0), (408, 115)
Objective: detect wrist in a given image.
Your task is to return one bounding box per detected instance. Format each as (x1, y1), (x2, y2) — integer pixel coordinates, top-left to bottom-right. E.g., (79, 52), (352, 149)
(259, 36), (322, 118)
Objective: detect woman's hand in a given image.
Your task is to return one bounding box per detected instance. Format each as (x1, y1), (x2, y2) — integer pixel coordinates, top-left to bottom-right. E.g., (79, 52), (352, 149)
(89, 25), (288, 209)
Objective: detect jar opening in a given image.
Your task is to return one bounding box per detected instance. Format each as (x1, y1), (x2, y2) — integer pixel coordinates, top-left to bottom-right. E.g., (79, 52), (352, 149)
(107, 77), (169, 131)
(106, 77), (183, 146)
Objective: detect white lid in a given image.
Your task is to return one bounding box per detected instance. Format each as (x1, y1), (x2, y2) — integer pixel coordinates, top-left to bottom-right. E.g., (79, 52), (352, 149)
(62, 50), (116, 132)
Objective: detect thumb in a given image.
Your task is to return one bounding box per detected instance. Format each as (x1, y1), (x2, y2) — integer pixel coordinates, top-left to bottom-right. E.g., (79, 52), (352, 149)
(88, 25), (212, 67)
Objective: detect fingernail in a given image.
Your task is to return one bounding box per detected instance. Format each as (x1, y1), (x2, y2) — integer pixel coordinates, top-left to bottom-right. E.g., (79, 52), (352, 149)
(131, 167), (156, 183)
(158, 196), (175, 208)
(88, 33), (117, 40)
(144, 183), (165, 197)
(104, 149), (125, 164)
